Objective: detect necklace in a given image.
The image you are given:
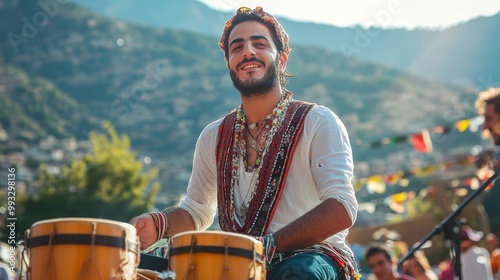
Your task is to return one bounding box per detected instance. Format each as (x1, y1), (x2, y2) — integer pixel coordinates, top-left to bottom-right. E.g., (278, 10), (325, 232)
(247, 119), (266, 130)
(238, 171), (259, 219)
(246, 123), (269, 153)
(230, 90), (292, 220)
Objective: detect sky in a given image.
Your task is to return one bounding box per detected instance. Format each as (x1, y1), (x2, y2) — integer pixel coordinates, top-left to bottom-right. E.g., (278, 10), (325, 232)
(197, 0), (500, 30)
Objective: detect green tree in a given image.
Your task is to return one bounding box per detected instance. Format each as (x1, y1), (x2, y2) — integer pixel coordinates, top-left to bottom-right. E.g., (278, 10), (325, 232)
(18, 121), (159, 238)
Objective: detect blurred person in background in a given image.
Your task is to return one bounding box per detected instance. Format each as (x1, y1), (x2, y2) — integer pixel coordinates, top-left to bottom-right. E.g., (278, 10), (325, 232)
(459, 225), (493, 280)
(364, 244), (414, 280)
(486, 233), (500, 279)
(402, 250), (438, 280)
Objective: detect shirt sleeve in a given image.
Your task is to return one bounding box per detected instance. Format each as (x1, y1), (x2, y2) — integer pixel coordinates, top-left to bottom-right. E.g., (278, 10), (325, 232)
(177, 119), (220, 230)
(307, 105), (358, 224)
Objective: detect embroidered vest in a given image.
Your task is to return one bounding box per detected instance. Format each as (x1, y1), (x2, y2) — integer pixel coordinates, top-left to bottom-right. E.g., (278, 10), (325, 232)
(216, 100), (315, 236)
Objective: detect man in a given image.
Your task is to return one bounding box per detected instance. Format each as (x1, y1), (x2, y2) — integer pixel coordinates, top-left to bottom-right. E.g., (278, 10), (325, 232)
(364, 245), (414, 280)
(130, 6), (359, 279)
(460, 225), (494, 280)
(475, 88), (500, 147)
(401, 251), (438, 280)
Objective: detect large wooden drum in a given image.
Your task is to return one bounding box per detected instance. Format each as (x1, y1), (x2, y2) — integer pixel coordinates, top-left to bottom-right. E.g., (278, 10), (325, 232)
(169, 231), (265, 280)
(24, 218), (139, 280)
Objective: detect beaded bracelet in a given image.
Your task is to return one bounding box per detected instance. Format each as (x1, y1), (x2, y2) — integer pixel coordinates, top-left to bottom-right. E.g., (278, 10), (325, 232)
(148, 211), (169, 242)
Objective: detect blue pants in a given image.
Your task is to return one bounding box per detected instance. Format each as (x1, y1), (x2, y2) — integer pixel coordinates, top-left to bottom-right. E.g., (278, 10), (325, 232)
(267, 252), (340, 280)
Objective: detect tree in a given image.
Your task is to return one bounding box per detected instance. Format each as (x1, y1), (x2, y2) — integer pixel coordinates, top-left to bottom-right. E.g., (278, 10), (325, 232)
(18, 121), (160, 238)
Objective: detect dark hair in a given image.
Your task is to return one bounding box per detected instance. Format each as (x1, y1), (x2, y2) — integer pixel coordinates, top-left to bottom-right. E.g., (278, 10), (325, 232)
(364, 245), (392, 261)
(222, 13), (283, 60)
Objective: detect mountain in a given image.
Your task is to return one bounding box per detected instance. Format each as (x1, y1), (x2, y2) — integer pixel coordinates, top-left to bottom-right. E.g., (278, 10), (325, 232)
(70, 0), (500, 87)
(0, 0), (483, 165)
(0, 64), (95, 142)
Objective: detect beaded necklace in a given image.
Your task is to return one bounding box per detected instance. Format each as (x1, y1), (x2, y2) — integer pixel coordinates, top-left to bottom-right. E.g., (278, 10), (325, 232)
(231, 91), (292, 219)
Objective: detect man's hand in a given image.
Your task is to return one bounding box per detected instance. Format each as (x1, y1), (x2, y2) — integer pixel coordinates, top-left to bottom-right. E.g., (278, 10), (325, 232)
(129, 213), (158, 250)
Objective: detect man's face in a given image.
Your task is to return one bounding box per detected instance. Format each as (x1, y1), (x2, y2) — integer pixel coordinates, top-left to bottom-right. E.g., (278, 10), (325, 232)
(483, 104), (500, 146)
(226, 20), (285, 97)
(367, 252), (394, 280)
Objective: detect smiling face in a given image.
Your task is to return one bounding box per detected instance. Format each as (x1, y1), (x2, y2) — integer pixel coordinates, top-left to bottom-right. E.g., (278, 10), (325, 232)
(226, 20), (286, 97)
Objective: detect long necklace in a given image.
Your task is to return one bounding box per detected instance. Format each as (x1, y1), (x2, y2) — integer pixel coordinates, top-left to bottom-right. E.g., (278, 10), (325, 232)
(230, 91), (292, 219)
(238, 171), (259, 219)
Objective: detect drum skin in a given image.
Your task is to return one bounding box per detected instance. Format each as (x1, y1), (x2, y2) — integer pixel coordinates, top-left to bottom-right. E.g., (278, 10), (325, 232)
(169, 231), (265, 280)
(25, 218), (139, 280)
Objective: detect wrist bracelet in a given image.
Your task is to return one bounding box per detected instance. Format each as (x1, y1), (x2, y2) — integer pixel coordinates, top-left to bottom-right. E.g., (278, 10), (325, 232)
(148, 211), (169, 242)
(263, 233), (280, 267)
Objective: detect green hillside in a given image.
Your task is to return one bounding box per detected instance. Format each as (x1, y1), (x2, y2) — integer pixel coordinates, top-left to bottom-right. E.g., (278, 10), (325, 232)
(0, 64), (94, 142)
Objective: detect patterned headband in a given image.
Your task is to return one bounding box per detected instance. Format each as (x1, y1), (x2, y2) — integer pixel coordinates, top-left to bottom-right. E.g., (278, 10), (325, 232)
(218, 6), (290, 56)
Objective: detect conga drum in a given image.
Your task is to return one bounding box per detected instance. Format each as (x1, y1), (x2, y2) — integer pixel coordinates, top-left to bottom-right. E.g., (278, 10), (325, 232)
(24, 218), (139, 280)
(169, 231), (265, 280)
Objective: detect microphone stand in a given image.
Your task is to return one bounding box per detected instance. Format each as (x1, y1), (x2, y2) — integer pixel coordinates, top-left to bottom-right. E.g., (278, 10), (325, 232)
(398, 168), (500, 280)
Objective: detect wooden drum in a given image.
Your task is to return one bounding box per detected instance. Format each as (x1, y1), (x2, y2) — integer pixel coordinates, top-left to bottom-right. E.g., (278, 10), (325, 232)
(169, 231), (265, 280)
(24, 218), (140, 280)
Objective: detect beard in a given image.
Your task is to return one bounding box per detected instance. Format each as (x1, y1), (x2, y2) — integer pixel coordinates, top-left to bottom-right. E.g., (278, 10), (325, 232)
(229, 55), (279, 98)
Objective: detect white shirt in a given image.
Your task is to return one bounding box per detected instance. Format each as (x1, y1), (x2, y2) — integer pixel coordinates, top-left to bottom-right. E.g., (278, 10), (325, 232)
(461, 245), (494, 280)
(177, 105), (358, 255)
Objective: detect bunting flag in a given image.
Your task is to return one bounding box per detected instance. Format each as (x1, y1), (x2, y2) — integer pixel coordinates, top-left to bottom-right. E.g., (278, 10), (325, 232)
(368, 115), (481, 150)
(353, 152), (493, 203)
(355, 115), (489, 196)
(455, 119), (470, 132)
(410, 129), (433, 153)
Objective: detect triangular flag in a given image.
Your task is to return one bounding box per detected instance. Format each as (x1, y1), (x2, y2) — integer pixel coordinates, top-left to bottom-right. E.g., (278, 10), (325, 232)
(455, 119), (470, 132)
(410, 129), (433, 153)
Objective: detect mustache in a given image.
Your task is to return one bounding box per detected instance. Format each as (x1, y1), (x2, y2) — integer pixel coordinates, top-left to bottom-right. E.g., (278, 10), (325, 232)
(236, 57), (265, 69)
